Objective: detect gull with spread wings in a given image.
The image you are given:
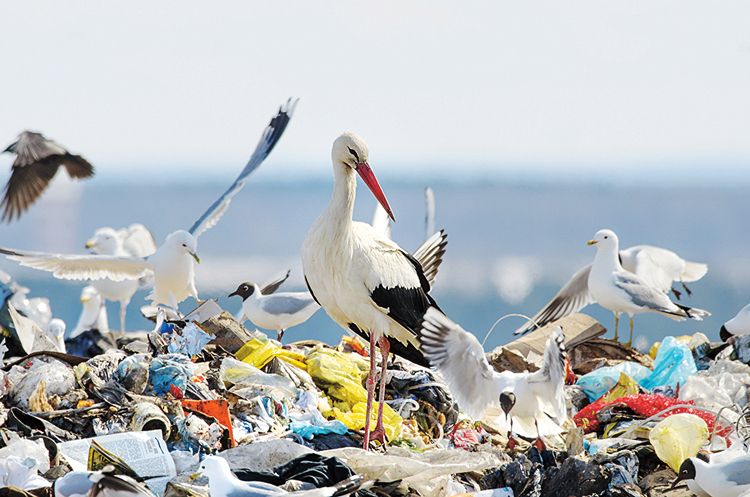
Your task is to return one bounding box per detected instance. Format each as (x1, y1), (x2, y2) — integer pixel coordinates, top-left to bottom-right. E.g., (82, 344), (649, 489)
(0, 99), (297, 313)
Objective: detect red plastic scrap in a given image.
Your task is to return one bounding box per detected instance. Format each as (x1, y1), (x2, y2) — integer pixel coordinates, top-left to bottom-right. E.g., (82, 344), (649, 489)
(574, 393), (730, 438)
(181, 399), (236, 448)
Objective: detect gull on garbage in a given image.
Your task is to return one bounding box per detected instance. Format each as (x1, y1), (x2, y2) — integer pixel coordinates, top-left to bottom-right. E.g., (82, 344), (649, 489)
(673, 455), (750, 497)
(518, 228), (709, 345)
(1, 130), (95, 222)
(720, 303), (750, 342)
(230, 270), (320, 341)
(47, 318), (66, 353)
(84, 224), (157, 331)
(302, 132), (447, 449)
(418, 307), (569, 443)
(0, 99), (297, 314)
(195, 455), (364, 496)
(71, 286), (109, 339)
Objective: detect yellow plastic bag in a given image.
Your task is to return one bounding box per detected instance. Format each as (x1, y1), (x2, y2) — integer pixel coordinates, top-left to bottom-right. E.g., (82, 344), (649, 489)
(649, 413), (708, 472)
(307, 347), (403, 440)
(235, 335), (307, 370)
(600, 373), (640, 403)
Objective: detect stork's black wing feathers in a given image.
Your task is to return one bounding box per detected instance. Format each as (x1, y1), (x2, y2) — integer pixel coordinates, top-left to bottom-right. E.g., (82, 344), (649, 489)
(348, 322), (429, 367)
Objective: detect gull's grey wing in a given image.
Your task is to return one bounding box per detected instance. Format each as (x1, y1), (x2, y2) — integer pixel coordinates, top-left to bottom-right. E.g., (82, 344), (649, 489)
(262, 293), (317, 315)
(418, 307), (499, 419)
(2, 131), (94, 222)
(613, 271), (680, 313)
(0, 247), (151, 282)
(261, 269), (291, 295)
(411, 229), (448, 287)
(188, 99), (298, 238)
(719, 457), (750, 486)
(515, 264), (594, 335)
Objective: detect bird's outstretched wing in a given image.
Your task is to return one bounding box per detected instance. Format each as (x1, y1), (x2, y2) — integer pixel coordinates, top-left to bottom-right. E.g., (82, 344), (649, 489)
(412, 229), (448, 287)
(261, 269), (291, 295)
(2, 131), (94, 222)
(419, 307), (498, 419)
(371, 203), (392, 238)
(527, 326), (568, 423)
(0, 247), (151, 281)
(122, 223), (157, 258)
(188, 98), (298, 238)
(424, 186), (435, 241)
(515, 264), (594, 335)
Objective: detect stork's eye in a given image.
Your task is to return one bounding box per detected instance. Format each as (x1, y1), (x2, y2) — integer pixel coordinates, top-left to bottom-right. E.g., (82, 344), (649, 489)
(348, 147), (359, 161)
(182, 243), (187, 247)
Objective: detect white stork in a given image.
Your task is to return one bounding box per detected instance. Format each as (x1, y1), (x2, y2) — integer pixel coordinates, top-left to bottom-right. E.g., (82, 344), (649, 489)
(302, 132), (445, 449)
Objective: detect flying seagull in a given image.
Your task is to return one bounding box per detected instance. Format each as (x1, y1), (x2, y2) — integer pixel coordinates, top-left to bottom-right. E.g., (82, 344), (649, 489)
(84, 224), (157, 331)
(418, 307), (569, 443)
(230, 270), (320, 341)
(0, 99), (297, 313)
(302, 132), (447, 449)
(517, 229), (709, 342)
(2, 131), (95, 222)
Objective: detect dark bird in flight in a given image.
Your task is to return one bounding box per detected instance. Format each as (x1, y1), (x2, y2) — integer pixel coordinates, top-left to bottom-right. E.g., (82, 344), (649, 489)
(2, 131), (95, 222)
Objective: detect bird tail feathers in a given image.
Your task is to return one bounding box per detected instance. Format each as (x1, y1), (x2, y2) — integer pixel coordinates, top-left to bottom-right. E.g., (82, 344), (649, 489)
(512, 414), (563, 438)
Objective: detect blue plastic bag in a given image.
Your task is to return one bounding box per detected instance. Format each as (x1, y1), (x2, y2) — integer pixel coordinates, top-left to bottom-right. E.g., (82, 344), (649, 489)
(641, 336), (697, 390)
(576, 361), (651, 401)
(150, 354), (194, 396)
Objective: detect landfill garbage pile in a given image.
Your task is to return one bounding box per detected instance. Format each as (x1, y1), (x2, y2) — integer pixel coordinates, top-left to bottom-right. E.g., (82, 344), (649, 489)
(1, 288), (750, 497)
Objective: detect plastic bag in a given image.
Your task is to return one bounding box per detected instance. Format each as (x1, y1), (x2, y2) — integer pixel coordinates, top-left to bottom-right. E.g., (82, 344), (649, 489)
(0, 435), (50, 490)
(641, 336), (697, 390)
(149, 354), (194, 397)
(576, 362), (651, 402)
(649, 413), (708, 472)
(167, 322), (213, 357)
(599, 373), (641, 403)
(219, 357), (297, 401)
(235, 333), (306, 370)
(8, 357), (76, 409)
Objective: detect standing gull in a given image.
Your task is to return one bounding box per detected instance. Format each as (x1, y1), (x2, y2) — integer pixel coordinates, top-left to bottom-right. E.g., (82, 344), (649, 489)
(720, 303), (750, 342)
(673, 455), (750, 497)
(1, 131), (95, 222)
(229, 271), (320, 341)
(0, 99), (297, 313)
(517, 229), (709, 341)
(85, 224), (157, 331)
(302, 132), (447, 448)
(418, 307), (569, 442)
(71, 286), (110, 338)
(584, 229), (709, 345)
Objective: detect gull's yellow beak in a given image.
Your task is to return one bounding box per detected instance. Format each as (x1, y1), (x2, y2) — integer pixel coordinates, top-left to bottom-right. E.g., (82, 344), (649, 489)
(188, 472), (201, 482)
(586, 239), (598, 246)
(190, 251), (200, 264)
(85, 239), (96, 250)
(80, 296), (91, 303)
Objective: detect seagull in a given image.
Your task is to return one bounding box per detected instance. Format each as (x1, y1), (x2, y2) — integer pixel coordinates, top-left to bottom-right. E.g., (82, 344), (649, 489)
(302, 132), (447, 449)
(54, 468), (155, 497)
(84, 224), (157, 331)
(1, 131), (95, 222)
(517, 229), (710, 345)
(0, 99), (297, 313)
(195, 455), (363, 497)
(47, 318), (66, 353)
(71, 286), (110, 338)
(720, 303), (750, 342)
(673, 455), (750, 497)
(419, 307), (568, 443)
(229, 271), (320, 341)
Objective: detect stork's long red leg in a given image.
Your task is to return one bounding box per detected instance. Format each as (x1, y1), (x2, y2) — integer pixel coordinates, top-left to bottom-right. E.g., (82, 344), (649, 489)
(363, 332), (378, 449)
(370, 336), (390, 445)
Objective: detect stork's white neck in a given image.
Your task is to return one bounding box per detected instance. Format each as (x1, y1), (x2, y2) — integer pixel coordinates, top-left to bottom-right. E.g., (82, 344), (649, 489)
(324, 162), (357, 232)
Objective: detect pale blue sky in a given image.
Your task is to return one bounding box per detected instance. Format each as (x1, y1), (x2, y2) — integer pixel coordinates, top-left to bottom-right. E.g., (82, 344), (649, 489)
(1, 1), (749, 180)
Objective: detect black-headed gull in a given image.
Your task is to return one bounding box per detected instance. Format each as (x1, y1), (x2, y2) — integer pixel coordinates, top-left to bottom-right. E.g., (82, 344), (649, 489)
(419, 307), (569, 442)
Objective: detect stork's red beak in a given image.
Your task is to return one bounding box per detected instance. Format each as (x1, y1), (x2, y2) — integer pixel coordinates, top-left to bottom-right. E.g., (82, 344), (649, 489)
(356, 162), (395, 221)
